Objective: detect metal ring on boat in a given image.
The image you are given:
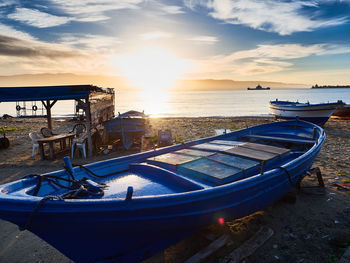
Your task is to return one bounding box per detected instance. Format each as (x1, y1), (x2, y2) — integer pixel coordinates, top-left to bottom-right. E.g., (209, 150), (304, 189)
(16, 105), (21, 111)
(32, 105), (38, 111)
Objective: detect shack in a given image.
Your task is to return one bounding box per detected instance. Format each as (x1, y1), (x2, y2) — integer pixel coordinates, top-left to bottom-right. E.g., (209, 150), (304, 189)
(0, 85), (114, 157)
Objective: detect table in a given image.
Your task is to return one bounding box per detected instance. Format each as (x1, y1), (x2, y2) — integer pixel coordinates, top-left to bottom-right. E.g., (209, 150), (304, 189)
(37, 133), (76, 160)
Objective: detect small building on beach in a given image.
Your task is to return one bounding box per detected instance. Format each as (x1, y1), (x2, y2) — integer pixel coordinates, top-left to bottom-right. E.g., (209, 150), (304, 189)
(0, 85), (115, 157)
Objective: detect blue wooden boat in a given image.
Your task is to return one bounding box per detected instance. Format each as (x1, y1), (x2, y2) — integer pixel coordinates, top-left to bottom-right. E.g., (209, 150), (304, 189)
(0, 120), (325, 262)
(104, 110), (148, 149)
(270, 99), (344, 126)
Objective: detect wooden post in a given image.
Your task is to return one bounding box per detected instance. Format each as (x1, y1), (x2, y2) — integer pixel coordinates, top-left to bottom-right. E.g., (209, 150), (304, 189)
(85, 97), (93, 157)
(41, 100), (57, 130)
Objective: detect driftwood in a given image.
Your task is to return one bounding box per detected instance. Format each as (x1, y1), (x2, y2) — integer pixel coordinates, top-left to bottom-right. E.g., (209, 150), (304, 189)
(223, 227), (274, 263)
(185, 234), (231, 263)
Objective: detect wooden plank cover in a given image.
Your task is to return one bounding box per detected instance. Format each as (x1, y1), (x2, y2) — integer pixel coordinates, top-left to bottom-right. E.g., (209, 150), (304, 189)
(209, 140), (246, 146)
(147, 153), (200, 170)
(241, 142), (290, 155)
(224, 146), (277, 162)
(178, 158), (244, 184)
(175, 149), (215, 157)
(191, 143), (234, 152)
(208, 153), (259, 171)
(244, 134), (315, 145)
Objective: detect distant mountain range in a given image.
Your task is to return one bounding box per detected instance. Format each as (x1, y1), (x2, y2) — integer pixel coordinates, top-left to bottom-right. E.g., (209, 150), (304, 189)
(0, 73), (308, 90)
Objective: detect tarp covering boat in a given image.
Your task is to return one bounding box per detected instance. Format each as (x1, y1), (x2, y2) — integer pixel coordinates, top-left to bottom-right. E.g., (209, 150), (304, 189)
(0, 120), (325, 262)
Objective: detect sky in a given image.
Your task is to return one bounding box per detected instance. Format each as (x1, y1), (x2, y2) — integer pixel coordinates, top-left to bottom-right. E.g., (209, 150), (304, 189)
(1, 0), (350, 88)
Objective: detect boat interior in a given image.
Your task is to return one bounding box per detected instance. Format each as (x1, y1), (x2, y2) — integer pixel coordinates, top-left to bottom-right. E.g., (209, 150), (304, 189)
(2, 126), (318, 200)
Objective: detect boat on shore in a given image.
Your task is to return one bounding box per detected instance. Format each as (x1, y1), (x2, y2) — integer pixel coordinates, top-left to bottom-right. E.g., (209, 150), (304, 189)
(269, 99), (344, 126)
(103, 110), (148, 149)
(332, 104), (350, 119)
(0, 120), (325, 262)
(247, 84), (270, 90)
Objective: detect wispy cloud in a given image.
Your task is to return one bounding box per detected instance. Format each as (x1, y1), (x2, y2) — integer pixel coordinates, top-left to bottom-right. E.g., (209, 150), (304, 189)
(49, 0), (144, 22)
(0, 33), (113, 75)
(0, 34), (81, 58)
(184, 0), (348, 35)
(59, 34), (122, 52)
(8, 8), (71, 28)
(188, 35), (218, 44)
(141, 31), (173, 40)
(0, 24), (36, 41)
(160, 5), (184, 14)
(189, 43), (350, 77)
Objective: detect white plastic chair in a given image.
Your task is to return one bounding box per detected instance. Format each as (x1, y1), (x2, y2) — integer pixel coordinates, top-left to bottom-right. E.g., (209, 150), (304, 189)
(214, 129), (231, 136)
(29, 132), (43, 157)
(71, 133), (87, 158)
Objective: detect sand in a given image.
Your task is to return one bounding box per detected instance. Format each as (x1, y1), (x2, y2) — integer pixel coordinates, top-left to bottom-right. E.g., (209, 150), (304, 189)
(0, 116), (349, 262)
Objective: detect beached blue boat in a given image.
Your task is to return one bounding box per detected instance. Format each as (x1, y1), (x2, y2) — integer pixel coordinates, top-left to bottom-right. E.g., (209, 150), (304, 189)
(0, 120), (325, 262)
(104, 110), (148, 149)
(270, 99), (344, 126)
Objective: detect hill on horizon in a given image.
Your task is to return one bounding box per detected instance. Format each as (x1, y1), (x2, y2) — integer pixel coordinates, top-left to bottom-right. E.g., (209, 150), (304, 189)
(0, 73), (308, 90)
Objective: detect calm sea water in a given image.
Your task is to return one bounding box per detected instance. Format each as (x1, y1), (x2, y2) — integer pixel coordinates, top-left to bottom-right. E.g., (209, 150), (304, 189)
(1, 88), (350, 118)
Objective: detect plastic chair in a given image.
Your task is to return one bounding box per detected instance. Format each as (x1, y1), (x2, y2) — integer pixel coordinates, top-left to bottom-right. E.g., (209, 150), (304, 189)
(71, 123), (86, 136)
(29, 132), (43, 157)
(40, 127), (57, 138)
(157, 130), (173, 147)
(214, 129), (231, 136)
(71, 132), (87, 158)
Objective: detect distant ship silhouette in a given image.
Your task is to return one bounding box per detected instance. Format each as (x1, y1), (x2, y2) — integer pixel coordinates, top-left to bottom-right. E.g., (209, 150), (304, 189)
(247, 84), (270, 90)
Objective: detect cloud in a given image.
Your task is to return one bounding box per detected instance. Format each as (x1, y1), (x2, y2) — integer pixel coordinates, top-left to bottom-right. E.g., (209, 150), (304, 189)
(140, 31), (173, 40)
(188, 35), (218, 44)
(59, 34), (122, 53)
(0, 34), (114, 75)
(0, 24), (36, 41)
(160, 5), (184, 14)
(188, 43), (350, 77)
(49, 0), (144, 22)
(0, 34), (82, 58)
(8, 8), (71, 28)
(0, 0), (15, 7)
(184, 0), (348, 35)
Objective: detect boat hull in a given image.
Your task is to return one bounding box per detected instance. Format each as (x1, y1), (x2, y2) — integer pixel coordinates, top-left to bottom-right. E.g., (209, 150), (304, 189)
(104, 117), (146, 149)
(0, 120), (325, 262)
(269, 101), (342, 125)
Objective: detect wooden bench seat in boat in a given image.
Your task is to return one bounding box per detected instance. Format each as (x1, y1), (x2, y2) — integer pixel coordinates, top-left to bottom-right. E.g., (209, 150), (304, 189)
(223, 146), (278, 162)
(240, 142), (290, 155)
(243, 134), (315, 145)
(208, 140), (246, 146)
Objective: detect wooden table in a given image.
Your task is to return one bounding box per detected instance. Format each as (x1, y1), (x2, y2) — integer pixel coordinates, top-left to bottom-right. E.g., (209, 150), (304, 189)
(37, 133), (76, 160)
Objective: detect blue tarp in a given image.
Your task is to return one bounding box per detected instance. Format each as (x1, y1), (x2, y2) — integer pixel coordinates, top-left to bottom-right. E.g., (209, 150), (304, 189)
(0, 85), (105, 102)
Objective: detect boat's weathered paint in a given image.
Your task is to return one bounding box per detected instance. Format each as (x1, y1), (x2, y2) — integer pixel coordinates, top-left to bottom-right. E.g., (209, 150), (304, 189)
(0, 120), (325, 262)
(269, 100), (344, 125)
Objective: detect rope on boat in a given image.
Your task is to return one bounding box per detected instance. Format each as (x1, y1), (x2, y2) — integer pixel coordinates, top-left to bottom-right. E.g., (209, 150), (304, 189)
(20, 195), (62, 231)
(27, 167), (106, 199)
(77, 164), (123, 178)
(272, 166), (295, 187)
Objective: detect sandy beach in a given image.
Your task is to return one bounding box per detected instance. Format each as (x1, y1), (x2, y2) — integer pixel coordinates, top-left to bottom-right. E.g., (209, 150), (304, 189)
(0, 116), (349, 262)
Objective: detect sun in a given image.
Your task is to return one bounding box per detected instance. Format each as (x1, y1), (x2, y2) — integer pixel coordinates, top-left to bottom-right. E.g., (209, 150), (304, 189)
(115, 47), (189, 92)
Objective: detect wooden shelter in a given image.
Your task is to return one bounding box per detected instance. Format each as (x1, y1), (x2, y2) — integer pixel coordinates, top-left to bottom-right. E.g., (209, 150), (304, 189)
(0, 85), (114, 157)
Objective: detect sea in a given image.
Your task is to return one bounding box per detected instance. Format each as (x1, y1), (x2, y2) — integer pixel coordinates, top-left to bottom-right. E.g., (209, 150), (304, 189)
(1, 88), (350, 118)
